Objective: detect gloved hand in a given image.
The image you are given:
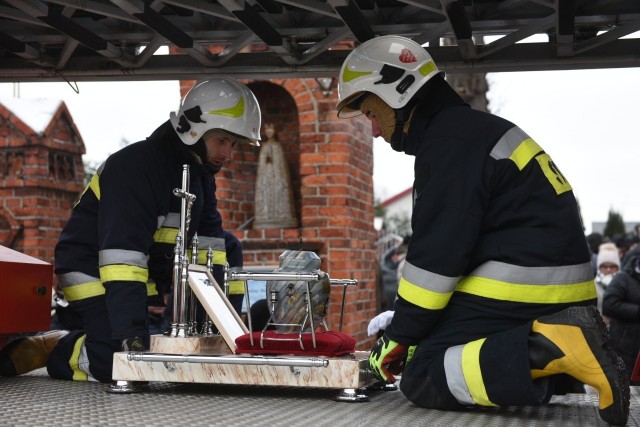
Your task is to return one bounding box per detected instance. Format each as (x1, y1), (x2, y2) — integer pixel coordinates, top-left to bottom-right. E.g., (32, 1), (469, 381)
(121, 337), (146, 352)
(369, 335), (408, 384)
(367, 310), (395, 336)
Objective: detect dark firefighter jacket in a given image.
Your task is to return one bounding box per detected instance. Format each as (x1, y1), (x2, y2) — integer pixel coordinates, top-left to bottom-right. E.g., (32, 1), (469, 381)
(385, 78), (595, 345)
(603, 255), (640, 373)
(54, 121), (239, 340)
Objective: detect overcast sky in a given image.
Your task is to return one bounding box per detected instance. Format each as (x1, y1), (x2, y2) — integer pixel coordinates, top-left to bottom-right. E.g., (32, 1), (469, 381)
(1, 67), (639, 234)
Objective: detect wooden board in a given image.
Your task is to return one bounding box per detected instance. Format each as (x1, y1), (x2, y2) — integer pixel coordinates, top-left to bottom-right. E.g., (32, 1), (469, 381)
(187, 264), (248, 352)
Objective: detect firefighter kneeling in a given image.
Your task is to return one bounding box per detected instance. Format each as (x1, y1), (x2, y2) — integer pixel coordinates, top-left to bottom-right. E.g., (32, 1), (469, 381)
(339, 35), (630, 426)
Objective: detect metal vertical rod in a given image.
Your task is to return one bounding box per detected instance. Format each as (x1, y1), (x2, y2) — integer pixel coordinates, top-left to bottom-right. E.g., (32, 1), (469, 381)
(244, 279), (254, 345)
(202, 247), (214, 335)
(177, 250), (189, 337)
(223, 263), (230, 297)
(168, 234), (182, 337)
(189, 233), (199, 335)
(176, 164), (191, 338)
(305, 282), (317, 348)
(339, 285), (347, 333)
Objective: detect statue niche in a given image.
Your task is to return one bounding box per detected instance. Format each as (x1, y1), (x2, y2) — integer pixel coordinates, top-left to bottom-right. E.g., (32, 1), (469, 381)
(253, 123), (298, 229)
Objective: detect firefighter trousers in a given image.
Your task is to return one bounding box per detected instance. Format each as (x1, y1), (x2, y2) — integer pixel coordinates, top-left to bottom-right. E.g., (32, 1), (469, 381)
(399, 294), (590, 409)
(47, 294), (123, 383)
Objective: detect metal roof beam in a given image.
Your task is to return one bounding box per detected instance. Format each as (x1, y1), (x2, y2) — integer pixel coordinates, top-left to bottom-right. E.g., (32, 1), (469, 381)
(441, 0), (476, 59)
(112, 0), (223, 66)
(328, 0), (375, 43)
(0, 31), (56, 66)
(6, 0), (135, 66)
(556, 0), (575, 56)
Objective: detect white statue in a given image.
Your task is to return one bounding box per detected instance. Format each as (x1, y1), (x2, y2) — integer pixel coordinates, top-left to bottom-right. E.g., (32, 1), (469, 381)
(253, 123), (298, 229)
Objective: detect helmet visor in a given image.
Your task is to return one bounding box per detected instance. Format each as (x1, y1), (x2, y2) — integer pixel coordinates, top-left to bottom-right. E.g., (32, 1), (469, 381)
(337, 92), (369, 118)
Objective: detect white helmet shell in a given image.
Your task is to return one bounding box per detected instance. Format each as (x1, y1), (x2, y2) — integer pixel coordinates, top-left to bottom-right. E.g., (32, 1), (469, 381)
(170, 77), (261, 146)
(336, 35), (443, 117)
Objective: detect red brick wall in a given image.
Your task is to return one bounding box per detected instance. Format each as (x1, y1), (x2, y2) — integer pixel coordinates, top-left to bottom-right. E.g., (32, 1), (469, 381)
(0, 102), (85, 264)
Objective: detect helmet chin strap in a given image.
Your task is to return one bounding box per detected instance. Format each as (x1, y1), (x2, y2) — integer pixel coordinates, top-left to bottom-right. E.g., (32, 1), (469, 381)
(389, 103), (414, 152)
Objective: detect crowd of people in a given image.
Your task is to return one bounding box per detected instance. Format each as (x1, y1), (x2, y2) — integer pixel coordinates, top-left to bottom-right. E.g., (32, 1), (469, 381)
(586, 227), (640, 386)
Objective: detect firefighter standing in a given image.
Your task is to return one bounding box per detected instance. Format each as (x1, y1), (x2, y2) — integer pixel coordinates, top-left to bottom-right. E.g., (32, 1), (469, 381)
(0, 77), (260, 383)
(336, 35), (629, 426)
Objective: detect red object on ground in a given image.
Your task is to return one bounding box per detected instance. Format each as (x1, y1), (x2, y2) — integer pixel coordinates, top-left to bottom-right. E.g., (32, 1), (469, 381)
(0, 245), (53, 343)
(235, 330), (356, 356)
(632, 352), (640, 383)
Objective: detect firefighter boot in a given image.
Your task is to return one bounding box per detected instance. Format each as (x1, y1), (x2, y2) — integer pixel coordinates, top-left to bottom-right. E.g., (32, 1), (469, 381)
(0, 330), (69, 376)
(528, 306), (629, 426)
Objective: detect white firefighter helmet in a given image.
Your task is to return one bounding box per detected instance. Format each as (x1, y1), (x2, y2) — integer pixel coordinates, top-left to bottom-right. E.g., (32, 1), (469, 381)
(170, 77), (261, 146)
(336, 35), (443, 118)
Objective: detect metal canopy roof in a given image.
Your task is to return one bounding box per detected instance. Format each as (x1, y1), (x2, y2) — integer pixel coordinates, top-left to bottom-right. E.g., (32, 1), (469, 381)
(1, 0), (639, 82)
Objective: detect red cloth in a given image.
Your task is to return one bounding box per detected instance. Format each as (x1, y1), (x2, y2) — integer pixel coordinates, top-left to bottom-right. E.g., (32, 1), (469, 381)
(235, 330), (356, 356)
(632, 352), (640, 382)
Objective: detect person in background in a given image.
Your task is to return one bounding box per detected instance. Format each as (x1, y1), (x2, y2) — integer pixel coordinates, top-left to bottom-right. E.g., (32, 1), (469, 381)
(595, 242), (621, 323)
(380, 235), (410, 311)
(336, 35), (629, 426)
(621, 235), (640, 270)
(603, 254), (640, 386)
(586, 232), (604, 276)
(0, 77), (261, 383)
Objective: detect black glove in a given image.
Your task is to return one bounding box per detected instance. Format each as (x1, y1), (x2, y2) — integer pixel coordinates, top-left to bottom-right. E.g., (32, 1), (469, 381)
(369, 334), (409, 384)
(121, 337), (146, 352)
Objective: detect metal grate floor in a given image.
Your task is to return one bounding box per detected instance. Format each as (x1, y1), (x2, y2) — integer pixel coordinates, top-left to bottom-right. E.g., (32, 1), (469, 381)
(1, 369), (638, 426)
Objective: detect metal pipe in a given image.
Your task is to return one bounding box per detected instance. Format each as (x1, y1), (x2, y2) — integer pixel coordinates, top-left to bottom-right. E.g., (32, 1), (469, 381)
(177, 255), (189, 337)
(229, 271), (321, 282)
(330, 279), (358, 286)
(188, 234), (199, 335)
(172, 164), (195, 338)
(168, 234), (183, 337)
(178, 165), (190, 254)
(127, 352), (329, 368)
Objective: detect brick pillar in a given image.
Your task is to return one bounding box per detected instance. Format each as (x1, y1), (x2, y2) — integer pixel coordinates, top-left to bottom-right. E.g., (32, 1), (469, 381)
(0, 102), (85, 264)
(209, 78), (377, 348)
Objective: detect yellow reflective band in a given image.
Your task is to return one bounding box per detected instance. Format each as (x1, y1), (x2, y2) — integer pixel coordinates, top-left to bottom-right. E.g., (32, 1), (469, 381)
(197, 251), (209, 265)
(100, 264), (148, 283)
(213, 250), (226, 266)
(70, 334), (88, 382)
(509, 138), (542, 171)
(75, 173), (100, 207)
(228, 280), (245, 295)
(88, 173), (100, 200)
(62, 281), (105, 301)
(185, 249), (222, 266)
(397, 277), (453, 310)
(154, 227), (178, 244)
(419, 61), (437, 76)
(342, 67), (372, 83)
(535, 153), (573, 195)
(456, 276), (596, 303)
(461, 338), (496, 407)
(146, 282), (158, 296)
(207, 96), (244, 118)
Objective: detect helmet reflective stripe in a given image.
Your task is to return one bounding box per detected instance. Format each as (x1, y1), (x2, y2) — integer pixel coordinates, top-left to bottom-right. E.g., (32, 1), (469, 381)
(336, 35), (443, 117)
(170, 76), (261, 146)
(342, 68), (372, 83)
(207, 96), (244, 118)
